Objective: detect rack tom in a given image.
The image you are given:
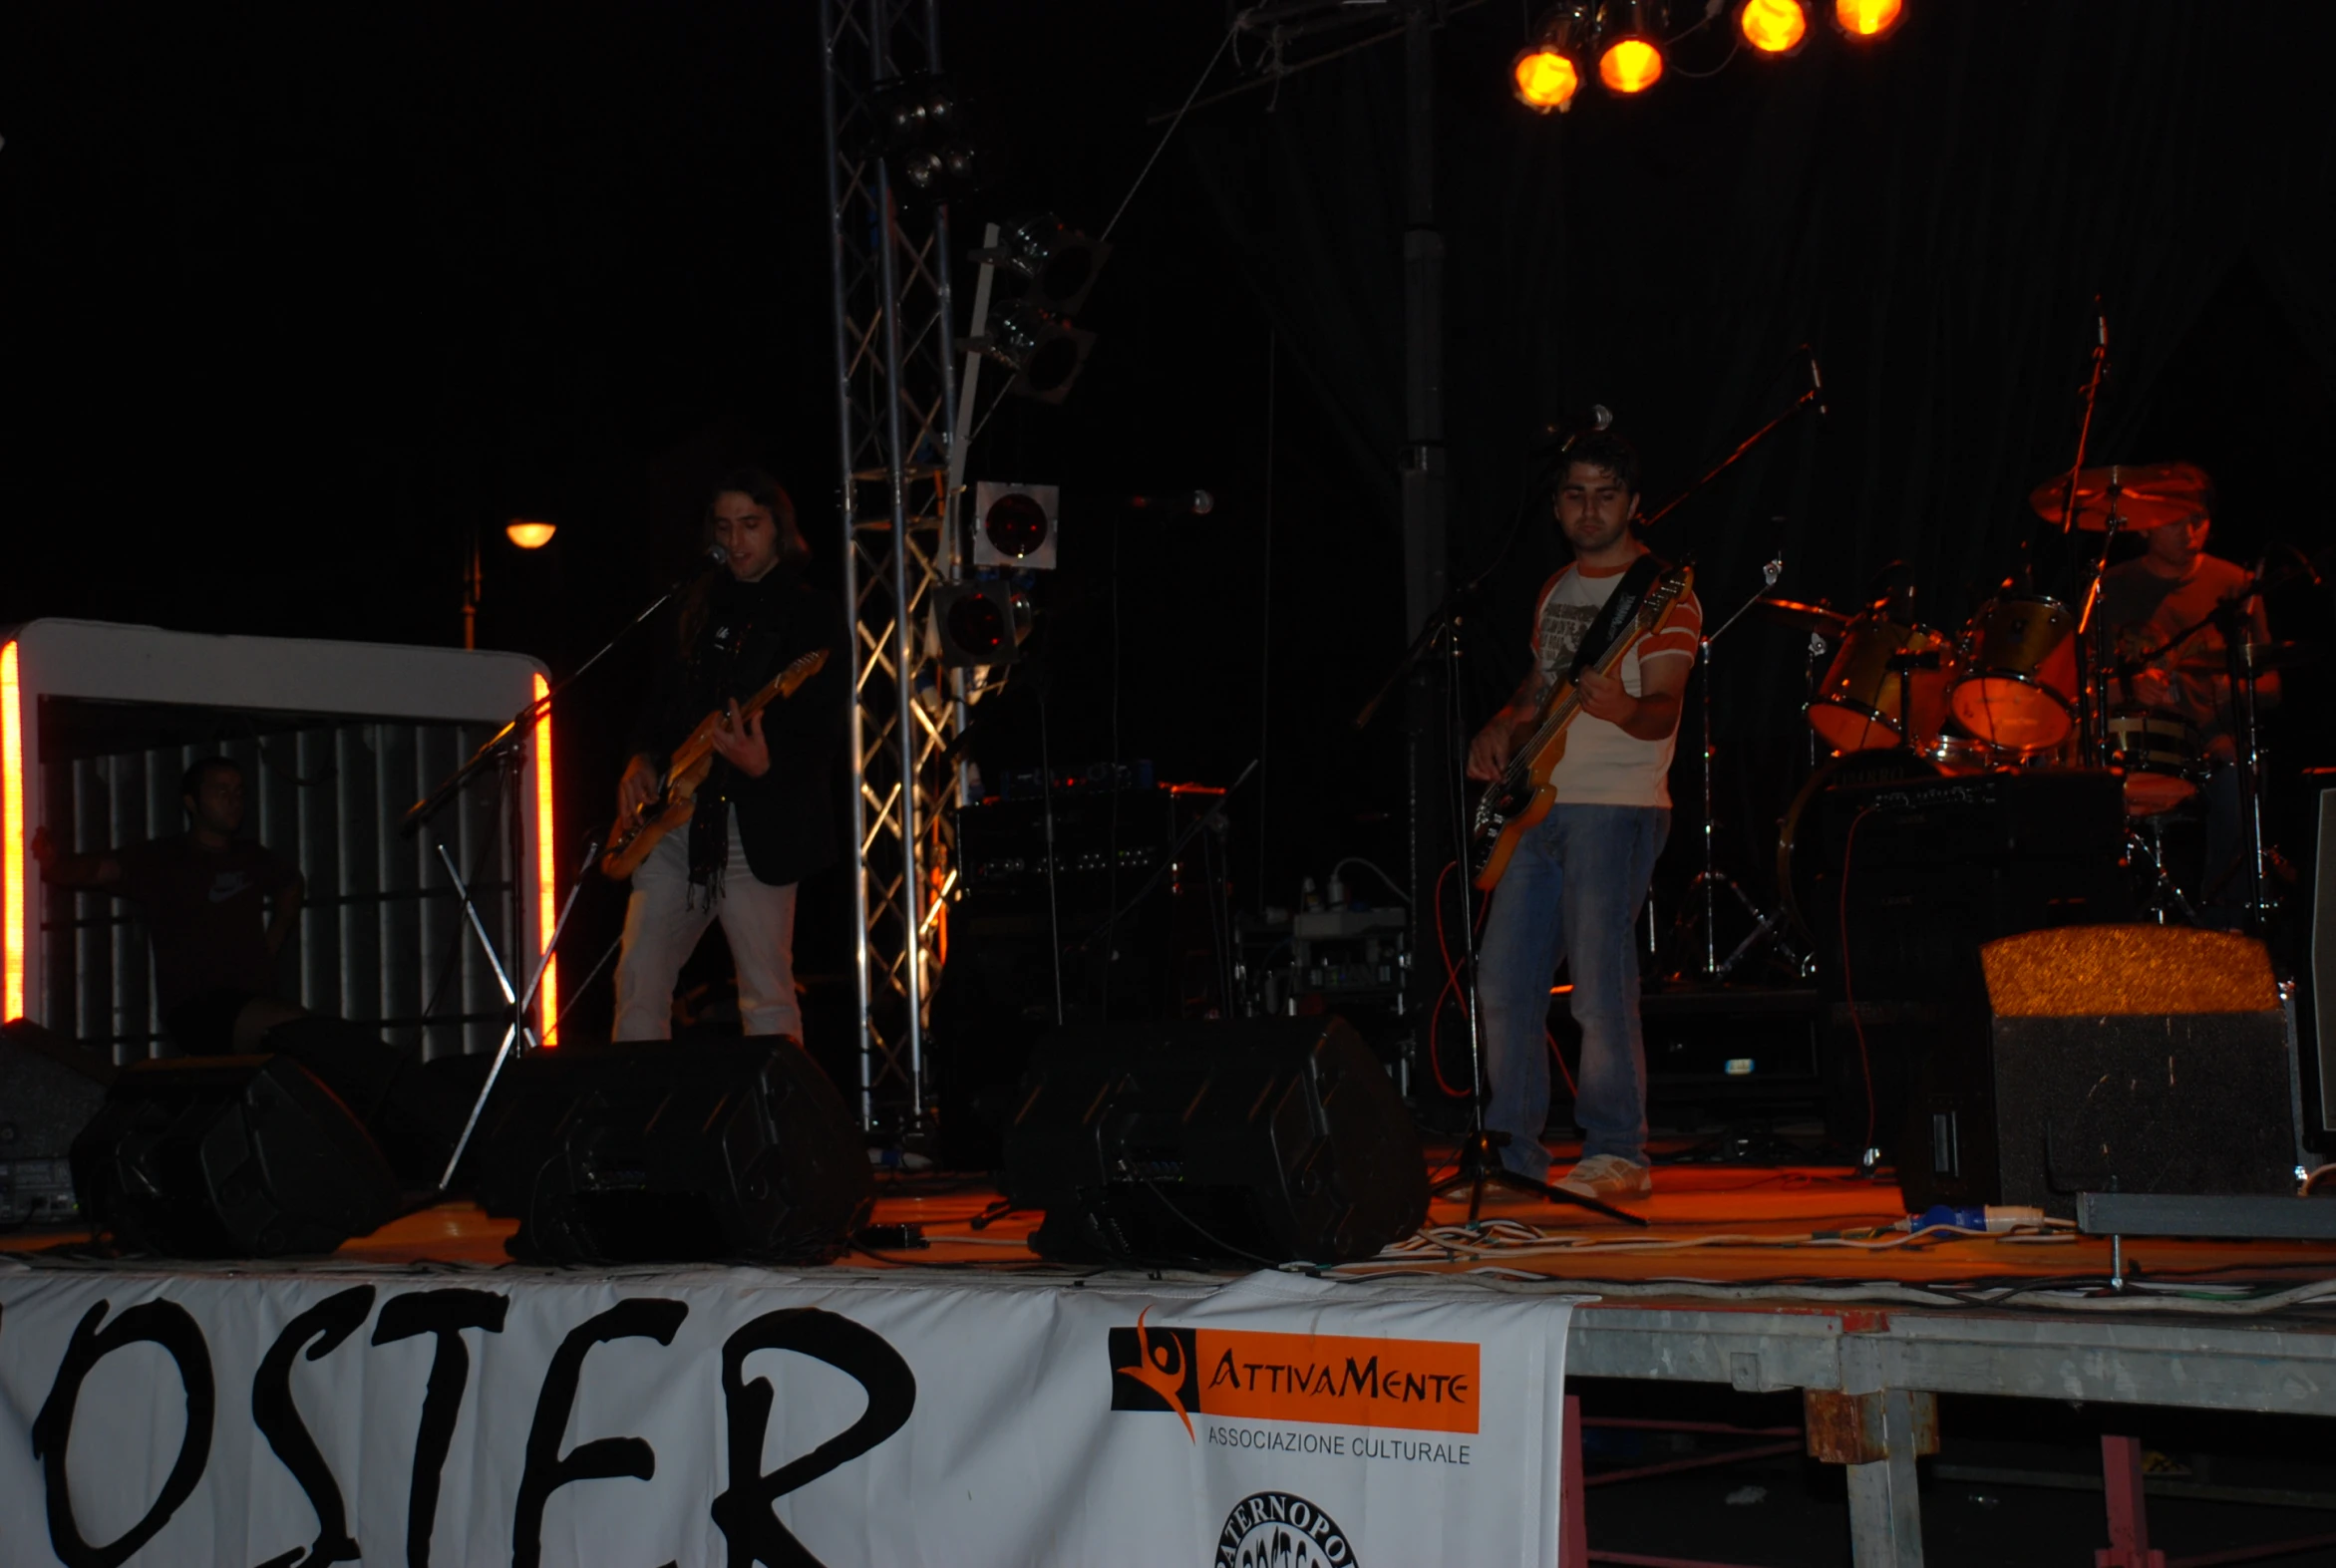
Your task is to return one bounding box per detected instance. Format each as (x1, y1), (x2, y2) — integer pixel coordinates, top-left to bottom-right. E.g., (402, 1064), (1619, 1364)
(1948, 595), (2079, 754)
(2105, 708), (2206, 815)
(1807, 616), (1951, 754)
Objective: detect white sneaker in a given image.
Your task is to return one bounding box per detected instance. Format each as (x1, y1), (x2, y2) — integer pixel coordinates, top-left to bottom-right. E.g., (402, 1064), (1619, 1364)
(1554, 1154), (1652, 1203)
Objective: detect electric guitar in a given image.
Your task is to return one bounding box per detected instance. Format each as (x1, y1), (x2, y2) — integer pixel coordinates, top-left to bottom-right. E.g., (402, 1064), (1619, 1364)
(1467, 563), (1694, 891)
(599, 648), (829, 880)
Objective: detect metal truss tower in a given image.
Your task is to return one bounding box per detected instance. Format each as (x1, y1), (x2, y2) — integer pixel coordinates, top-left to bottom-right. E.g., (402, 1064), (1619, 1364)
(821, 0), (962, 1132)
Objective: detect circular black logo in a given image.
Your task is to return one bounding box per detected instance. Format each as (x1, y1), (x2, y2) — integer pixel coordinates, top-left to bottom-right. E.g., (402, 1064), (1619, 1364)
(1214, 1492), (1358, 1567)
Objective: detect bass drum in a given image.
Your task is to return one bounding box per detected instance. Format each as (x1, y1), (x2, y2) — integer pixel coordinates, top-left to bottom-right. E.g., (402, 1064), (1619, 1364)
(1777, 749), (1946, 943)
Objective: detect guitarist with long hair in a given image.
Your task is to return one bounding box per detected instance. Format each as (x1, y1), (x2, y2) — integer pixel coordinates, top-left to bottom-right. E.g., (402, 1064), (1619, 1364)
(1464, 432), (1700, 1203)
(610, 469), (846, 1042)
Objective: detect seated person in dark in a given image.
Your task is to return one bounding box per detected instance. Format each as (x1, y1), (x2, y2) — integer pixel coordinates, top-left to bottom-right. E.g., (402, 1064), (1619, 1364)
(33, 755), (305, 1055)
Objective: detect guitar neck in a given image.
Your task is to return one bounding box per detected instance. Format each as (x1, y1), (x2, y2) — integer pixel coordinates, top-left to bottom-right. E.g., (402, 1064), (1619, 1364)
(660, 652), (824, 785)
(1502, 582), (1683, 787)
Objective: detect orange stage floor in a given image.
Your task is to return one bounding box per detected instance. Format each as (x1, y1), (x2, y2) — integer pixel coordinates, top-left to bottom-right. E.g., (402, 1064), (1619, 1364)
(17, 1158), (2335, 1295)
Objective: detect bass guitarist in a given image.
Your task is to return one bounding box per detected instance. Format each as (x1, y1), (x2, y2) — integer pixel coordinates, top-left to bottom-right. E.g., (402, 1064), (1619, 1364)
(611, 469), (847, 1042)
(1465, 432), (1700, 1203)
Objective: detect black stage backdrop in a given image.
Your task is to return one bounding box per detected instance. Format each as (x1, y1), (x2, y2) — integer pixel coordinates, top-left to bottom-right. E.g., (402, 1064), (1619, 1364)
(2, 3), (2333, 1049)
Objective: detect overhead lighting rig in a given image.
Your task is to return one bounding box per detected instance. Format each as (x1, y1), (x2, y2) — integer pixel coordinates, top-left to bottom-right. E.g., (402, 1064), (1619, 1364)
(1515, 0), (1904, 109)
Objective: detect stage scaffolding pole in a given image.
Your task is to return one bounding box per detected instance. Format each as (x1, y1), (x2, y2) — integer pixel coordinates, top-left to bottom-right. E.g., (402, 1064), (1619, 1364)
(821, 0), (961, 1136)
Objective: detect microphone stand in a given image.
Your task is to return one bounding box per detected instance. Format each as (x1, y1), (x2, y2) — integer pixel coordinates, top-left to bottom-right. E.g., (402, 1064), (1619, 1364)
(397, 548), (725, 1103)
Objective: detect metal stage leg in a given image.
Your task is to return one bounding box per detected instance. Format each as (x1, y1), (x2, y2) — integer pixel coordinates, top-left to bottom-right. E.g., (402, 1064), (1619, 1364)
(1808, 1387), (1933, 1567)
(2097, 1435), (2168, 1568)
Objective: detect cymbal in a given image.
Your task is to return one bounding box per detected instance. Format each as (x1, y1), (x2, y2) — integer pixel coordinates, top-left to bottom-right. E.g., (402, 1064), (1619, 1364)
(2030, 460), (2210, 532)
(1750, 596), (1852, 638)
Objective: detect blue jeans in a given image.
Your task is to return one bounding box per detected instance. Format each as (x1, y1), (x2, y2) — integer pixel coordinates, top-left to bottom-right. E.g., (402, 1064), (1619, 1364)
(1478, 804), (1669, 1179)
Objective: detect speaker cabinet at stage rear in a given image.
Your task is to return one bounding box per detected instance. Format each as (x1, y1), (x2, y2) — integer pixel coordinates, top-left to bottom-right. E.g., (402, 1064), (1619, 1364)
(472, 1036), (872, 1264)
(0, 1020), (114, 1225)
(1904, 926), (2298, 1216)
(71, 1055), (402, 1257)
(1004, 1015), (1426, 1266)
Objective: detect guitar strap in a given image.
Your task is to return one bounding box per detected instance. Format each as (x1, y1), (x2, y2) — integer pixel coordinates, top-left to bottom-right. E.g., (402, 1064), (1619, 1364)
(1566, 551), (1669, 684)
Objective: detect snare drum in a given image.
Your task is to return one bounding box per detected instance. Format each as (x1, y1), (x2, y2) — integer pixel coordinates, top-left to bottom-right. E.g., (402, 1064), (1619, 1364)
(2105, 708), (2206, 815)
(1948, 595), (2079, 754)
(1917, 733), (2007, 774)
(1808, 616), (1952, 754)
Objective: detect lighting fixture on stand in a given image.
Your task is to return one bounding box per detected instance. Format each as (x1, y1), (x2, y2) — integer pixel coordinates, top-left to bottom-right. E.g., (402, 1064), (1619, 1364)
(975, 213), (1110, 315)
(967, 303), (1095, 405)
(1511, 3), (1591, 114)
(970, 481), (1060, 570)
(868, 72), (988, 205)
(1594, 0), (1667, 94)
(932, 580), (1027, 669)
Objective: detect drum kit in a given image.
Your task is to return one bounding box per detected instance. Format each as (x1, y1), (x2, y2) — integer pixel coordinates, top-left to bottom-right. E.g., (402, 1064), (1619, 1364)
(1744, 458), (2316, 944)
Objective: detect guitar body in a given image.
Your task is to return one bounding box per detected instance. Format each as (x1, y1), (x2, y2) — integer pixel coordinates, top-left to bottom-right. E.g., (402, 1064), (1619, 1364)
(1468, 732), (1568, 891)
(599, 648), (829, 880)
(1468, 564), (1693, 892)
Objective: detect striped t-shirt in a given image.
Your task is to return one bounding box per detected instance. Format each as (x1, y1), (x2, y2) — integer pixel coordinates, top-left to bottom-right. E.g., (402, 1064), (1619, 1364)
(1526, 554), (1702, 807)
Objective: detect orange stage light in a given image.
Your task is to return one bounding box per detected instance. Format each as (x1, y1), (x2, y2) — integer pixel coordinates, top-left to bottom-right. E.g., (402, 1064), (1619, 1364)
(531, 673), (559, 1045)
(1512, 46), (1582, 113)
(1739, 0), (1808, 54)
(505, 519), (557, 550)
(1, 642), (21, 1022)
(1834, 0), (1902, 38)
(1599, 35), (1664, 93)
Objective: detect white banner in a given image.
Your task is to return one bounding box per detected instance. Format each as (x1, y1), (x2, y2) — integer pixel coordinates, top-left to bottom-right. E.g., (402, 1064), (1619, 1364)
(0, 1263), (1574, 1567)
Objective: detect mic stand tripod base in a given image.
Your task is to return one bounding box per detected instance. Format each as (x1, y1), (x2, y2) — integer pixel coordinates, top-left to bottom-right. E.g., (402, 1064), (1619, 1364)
(1430, 1129), (1649, 1229)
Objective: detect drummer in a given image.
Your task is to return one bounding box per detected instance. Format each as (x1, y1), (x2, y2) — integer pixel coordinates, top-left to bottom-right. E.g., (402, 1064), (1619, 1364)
(2093, 473), (2276, 922)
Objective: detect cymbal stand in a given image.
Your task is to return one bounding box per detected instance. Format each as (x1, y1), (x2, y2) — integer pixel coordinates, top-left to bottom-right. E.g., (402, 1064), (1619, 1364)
(1669, 556), (1805, 984)
(2226, 605), (2274, 928)
(2128, 811), (2197, 926)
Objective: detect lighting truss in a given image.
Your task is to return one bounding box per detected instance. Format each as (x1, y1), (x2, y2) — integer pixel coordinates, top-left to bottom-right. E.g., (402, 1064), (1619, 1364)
(822, 0), (964, 1133)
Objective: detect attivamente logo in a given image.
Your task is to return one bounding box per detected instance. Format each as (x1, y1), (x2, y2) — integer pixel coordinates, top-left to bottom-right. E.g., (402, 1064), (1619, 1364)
(1110, 1310), (1479, 1441)
(1215, 1491), (1358, 1568)
(1109, 1307), (1201, 1438)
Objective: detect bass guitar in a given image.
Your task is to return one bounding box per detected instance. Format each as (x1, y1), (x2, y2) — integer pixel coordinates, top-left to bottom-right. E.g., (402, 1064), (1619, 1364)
(1467, 563), (1694, 891)
(600, 647), (829, 880)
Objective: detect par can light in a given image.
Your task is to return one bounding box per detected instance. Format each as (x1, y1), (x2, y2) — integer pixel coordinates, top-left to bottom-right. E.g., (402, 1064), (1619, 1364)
(1833, 0), (1903, 39)
(1737, 0), (1809, 55)
(1594, 0), (1668, 94)
(1512, 3), (1591, 114)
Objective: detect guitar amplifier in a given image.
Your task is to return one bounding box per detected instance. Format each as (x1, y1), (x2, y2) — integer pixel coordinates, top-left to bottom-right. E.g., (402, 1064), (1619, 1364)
(933, 784), (1229, 1170)
(1804, 768), (2132, 1160)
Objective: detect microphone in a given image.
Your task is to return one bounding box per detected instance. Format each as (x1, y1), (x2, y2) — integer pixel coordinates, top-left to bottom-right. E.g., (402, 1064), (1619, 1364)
(1539, 405), (1614, 451)
(1806, 347), (1827, 416)
(1129, 490), (1214, 514)
(698, 543), (732, 572)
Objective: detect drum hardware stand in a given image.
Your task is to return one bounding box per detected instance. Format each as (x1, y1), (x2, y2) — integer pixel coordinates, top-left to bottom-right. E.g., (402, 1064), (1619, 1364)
(1668, 555), (1807, 985)
(2128, 814), (2198, 927)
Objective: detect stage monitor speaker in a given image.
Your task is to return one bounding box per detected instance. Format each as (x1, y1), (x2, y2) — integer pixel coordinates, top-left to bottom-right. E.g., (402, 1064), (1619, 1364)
(0, 1021), (115, 1226)
(1905, 925), (2298, 1216)
(472, 1037), (872, 1264)
(1004, 1015), (1426, 1266)
(71, 1055), (402, 1257)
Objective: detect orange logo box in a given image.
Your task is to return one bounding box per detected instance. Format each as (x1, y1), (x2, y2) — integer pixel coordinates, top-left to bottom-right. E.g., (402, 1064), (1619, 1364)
(1112, 1315), (1482, 1435)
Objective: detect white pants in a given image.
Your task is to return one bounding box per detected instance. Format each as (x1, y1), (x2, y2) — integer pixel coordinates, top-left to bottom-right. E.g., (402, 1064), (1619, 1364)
(612, 806), (802, 1041)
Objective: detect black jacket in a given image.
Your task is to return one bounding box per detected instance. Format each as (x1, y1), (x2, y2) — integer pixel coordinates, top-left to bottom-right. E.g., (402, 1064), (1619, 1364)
(628, 564), (849, 888)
